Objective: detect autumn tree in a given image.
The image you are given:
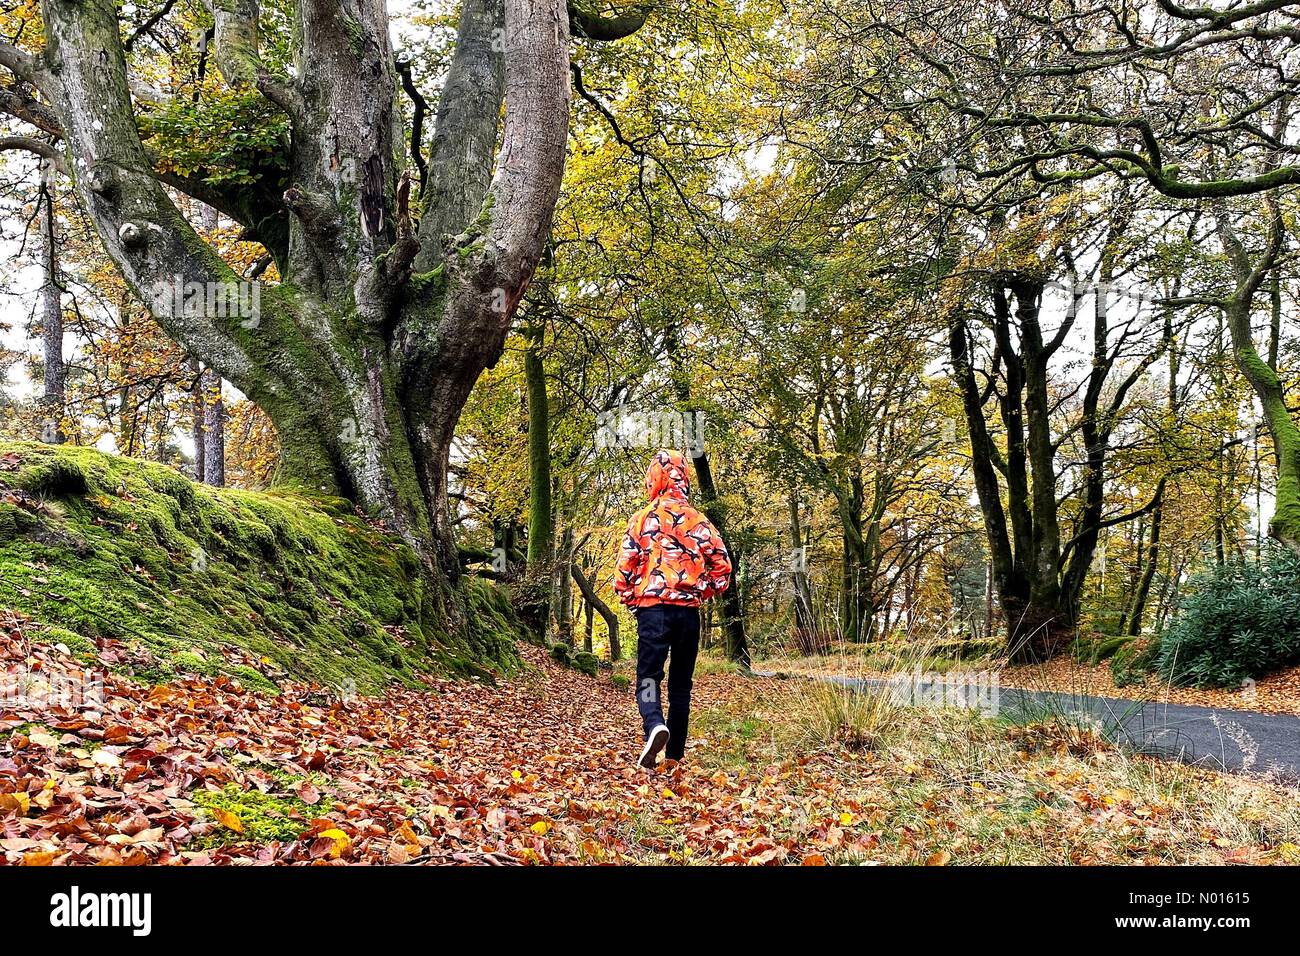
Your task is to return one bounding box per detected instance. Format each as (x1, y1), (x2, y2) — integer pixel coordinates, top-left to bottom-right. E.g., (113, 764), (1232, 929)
(1, 0), (648, 634)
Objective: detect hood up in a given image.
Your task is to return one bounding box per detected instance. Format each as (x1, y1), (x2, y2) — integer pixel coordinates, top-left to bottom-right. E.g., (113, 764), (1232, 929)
(644, 449), (691, 502)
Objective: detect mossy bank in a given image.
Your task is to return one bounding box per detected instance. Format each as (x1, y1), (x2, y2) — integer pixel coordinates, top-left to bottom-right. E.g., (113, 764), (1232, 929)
(0, 442), (524, 691)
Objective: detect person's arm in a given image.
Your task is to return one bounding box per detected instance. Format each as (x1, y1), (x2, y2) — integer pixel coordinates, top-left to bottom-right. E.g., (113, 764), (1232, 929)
(613, 514), (647, 606)
(699, 519), (732, 599)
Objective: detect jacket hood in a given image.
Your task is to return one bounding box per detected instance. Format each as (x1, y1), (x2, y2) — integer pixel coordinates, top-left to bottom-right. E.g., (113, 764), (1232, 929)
(644, 449), (691, 501)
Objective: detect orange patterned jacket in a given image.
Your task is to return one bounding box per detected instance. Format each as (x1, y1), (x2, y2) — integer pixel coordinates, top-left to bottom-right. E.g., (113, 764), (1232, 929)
(614, 450), (733, 609)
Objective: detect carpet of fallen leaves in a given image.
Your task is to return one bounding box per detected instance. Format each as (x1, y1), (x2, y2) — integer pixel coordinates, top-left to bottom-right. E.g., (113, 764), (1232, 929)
(5, 612), (1300, 866)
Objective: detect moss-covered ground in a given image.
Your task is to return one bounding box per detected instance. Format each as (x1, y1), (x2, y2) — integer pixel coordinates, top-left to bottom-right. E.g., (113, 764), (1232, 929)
(0, 441), (524, 691)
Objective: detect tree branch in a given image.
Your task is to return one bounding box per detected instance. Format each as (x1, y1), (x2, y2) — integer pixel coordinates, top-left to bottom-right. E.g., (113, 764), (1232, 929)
(0, 135), (68, 176)
(568, 1), (651, 41)
(205, 0), (303, 121)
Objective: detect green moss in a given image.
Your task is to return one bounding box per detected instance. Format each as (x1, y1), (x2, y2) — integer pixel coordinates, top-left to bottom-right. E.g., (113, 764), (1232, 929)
(0, 441), (524, 691)
(34, 625), (97, 658)
(192, 782), (317, 847)
(572, 650), (600, 677)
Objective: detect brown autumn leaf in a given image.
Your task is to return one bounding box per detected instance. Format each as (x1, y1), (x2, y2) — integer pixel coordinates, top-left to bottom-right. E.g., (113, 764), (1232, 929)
(296, 781), (321, 805)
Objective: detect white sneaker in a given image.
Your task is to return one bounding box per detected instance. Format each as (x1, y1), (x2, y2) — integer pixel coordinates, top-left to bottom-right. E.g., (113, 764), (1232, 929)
(638, 724), (670, 769)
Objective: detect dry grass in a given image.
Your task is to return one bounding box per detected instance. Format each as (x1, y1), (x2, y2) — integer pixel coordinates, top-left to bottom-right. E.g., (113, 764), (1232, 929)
(788, 678), (904, 752)
(683, 667), (1300, 864)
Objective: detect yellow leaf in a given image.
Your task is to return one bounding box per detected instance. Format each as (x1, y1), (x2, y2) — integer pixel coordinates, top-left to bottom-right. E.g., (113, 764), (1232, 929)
(662, 788), (675, 799)
(839, 812), (853, 826)
(320, 828), (351, 859)
(530, 821), (551, 835)
(213, 808), (244, 833)
(0, 792), (31, 815)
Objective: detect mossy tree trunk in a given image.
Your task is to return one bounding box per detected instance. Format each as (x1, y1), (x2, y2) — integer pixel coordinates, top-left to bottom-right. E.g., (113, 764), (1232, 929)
(19, 0), (647, 637)
(1213, 202), (1300, 552)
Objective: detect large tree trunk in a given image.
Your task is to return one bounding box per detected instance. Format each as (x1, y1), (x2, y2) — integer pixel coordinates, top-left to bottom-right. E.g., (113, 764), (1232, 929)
(35, 0), (581, 643)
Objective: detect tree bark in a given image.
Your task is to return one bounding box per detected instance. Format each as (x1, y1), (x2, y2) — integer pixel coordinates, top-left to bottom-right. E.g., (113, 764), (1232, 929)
(524, 315), (554, 575)
(1214, 203), (1300, 552)
(203, 368), (225, 487)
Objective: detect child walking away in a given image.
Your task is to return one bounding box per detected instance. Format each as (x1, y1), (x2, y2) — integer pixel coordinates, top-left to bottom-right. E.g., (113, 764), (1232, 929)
(614, 450), (732, 769)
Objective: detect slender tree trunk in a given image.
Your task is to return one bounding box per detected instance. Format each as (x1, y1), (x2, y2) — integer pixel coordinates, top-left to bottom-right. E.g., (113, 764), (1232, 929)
(581, 595), (593, 653)
(788, 490), (815, 635)
(1215, 205), (1300, 552)
(1124, 489), (1164, 637)
(203, 368), (225, 487)
(190, 358), (206, 482)
(524, 316), (553, 573)
(37, 181), (65, 442)
(571, 561), (618, 661)
(552, 521), (573, 644)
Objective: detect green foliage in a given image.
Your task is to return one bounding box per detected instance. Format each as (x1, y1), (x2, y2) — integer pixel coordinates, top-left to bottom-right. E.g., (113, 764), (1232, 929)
(547, 641), (601, 677)
(611, 673), (631, 692)
(139, 91), (290, 187)
(1155, 548), (1300, 688)
(0, 442), (520, 691)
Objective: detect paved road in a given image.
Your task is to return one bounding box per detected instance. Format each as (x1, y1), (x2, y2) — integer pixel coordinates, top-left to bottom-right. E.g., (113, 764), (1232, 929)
(764, 672), (1300, 780)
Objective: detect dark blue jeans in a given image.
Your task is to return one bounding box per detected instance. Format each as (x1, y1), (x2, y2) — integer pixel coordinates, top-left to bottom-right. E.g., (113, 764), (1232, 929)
(635, 604), (700, 760)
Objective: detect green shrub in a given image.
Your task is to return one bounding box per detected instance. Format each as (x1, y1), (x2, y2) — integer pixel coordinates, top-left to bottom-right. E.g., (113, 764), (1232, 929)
(1156, 547), (1300, 688)
(611, 674), (630, 692)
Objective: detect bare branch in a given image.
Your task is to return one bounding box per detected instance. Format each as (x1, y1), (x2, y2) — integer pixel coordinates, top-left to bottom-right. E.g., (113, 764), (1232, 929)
(0, 135), (68, 175)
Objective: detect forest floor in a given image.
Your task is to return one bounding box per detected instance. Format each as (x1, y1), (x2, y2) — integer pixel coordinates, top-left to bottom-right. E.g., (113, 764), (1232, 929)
(5, 613), (1300, 866)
